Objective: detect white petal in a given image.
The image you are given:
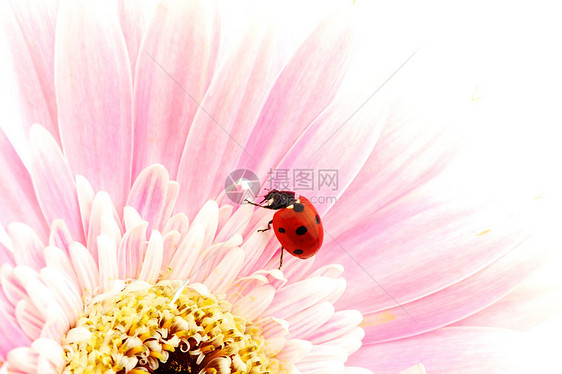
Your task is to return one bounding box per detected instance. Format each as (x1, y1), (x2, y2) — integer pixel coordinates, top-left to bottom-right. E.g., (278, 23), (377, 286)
(97, 234), (118, 292)
(7, 223), (45, 270)
(190, 200), (219, 249)
(31, 338), (65, 368)
(69, 242), (99, 295)
(162, 212), (189, 238)
(75, 175), (95, 238)
(265, 277), (338, 318)
(308, 310), (363, 343)
(123, 205), (143, 231)
(286, 302), (335, 339)
(203, 247), (245, 294)
(275, 339), (312, 363)
(232, 284), (275, 320)
(138, 230), (163, 283)
(399, 364), (426, 374)
(167, 223), (205, 280)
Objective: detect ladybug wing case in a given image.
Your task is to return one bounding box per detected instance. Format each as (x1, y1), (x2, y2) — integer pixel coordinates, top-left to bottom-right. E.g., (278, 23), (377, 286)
(272, 198), (323, 259)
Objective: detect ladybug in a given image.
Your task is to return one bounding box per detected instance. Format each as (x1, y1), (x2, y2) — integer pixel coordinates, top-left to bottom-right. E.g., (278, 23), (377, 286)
(245, 189), (324, 269)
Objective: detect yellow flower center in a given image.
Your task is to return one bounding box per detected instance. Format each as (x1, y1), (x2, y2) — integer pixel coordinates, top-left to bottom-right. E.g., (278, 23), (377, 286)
(62, 281), (278, 373)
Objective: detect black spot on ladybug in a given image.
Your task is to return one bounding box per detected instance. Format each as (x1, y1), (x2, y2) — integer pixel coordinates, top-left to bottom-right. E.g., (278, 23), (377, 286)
(296, 226), (307, 235)
(293, 249), (304, 255)
(315, 215), (320, 224)
(293, 203), (304, 212)
(278, 227), (286, 233)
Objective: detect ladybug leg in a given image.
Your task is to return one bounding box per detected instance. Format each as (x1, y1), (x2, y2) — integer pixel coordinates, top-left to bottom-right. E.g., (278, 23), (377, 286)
(278, 247), (284, 270)
(257, 220), (273, 233)
(244, 199), (277, 210)
(244, 199), (262, 207)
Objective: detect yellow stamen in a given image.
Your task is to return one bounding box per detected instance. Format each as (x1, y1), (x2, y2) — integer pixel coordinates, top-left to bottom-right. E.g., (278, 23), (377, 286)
(61, 281), (277, 373)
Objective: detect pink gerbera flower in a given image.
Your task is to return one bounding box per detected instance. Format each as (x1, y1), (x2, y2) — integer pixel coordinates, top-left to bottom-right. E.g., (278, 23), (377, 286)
(1, 0), (558, 373)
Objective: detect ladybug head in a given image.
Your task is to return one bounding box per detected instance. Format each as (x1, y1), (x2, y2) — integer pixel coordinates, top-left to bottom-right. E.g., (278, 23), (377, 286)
(261, 190), (296, 210)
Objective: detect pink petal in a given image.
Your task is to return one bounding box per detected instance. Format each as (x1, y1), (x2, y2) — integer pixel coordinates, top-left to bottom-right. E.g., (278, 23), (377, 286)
(11, 266), (37, 289)
(3, 0), (59, 142)
(311, 66), (479, 309)
(451, 257), (562, 332)
(117, 0), (151, 80)
(322, 46), (469, 223)
(271, 87), (387, 216)
(28, 125), (84, 243)
(15, 300), (43, 340)
(360, 233), (552, 344)
(48, 219), (72, 255)
(0, 303), (31, 357)
(0, 265), (27, 307)
(126, 164), (169, 233)
(132, 0), (219, 179)
(7, 223), (45, 271)
(175, 13), (281, 218)
(0, 243), (14, 266)
(236, 10), (357, 183)
(322, 184), (533, 313)
(0, 129), (48, 240)
(55, 0), (133, 210)
(348, 327), (554, 373)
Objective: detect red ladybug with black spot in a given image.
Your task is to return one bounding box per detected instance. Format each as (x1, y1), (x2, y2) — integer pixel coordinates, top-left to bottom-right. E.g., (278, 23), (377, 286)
(246, 190), (323, 269)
